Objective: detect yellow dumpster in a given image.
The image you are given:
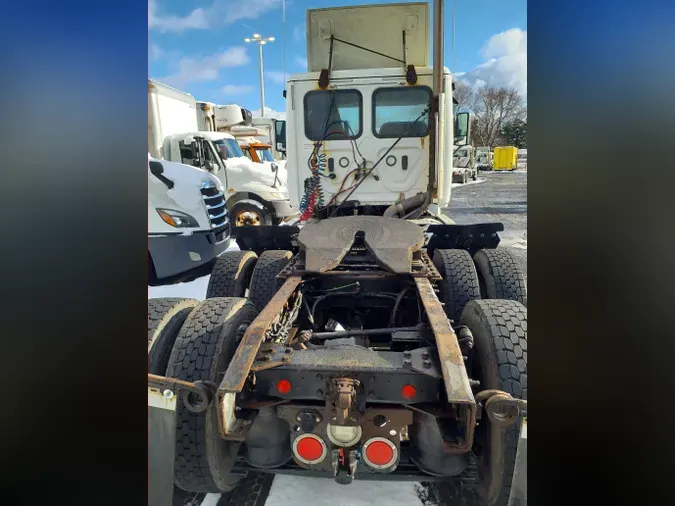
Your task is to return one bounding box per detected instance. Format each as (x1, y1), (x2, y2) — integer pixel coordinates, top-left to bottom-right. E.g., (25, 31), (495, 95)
(493, 146), (518, 171)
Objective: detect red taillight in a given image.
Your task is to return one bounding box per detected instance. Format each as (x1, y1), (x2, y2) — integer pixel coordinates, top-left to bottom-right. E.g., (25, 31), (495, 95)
(362, 437), (398, 469)
(277, 379), (291, 395)
(402, 384), (417, 400)
(293, 434), (327, 464)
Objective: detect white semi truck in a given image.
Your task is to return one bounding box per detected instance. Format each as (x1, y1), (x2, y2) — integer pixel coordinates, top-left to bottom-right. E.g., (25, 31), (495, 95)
(148, 3), (526, 506)
(148, 79), (297, 227)
(148, 154), (231, 285)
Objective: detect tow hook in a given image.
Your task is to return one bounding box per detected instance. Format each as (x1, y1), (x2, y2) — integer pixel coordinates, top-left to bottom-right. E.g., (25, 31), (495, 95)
(332, 448), (359, 485)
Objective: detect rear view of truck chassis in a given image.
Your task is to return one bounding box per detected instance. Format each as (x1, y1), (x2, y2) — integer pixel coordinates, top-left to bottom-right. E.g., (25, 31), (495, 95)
(148, 216), (527, 506)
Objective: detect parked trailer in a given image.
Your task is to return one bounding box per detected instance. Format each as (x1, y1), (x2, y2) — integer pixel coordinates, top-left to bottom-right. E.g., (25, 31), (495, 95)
(148, 3), (526, 505)
(493, 146), (518, 171)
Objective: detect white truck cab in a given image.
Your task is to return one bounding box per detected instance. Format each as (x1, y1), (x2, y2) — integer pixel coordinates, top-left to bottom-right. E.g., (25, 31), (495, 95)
(285, 3), (469, 221)
(148, 155), (231, 285)
(148, 79), (297, 227)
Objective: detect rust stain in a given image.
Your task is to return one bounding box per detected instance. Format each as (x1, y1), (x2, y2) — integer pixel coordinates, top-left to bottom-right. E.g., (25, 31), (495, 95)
(218, 276), (303, 394)
(414, 277), (476, 453)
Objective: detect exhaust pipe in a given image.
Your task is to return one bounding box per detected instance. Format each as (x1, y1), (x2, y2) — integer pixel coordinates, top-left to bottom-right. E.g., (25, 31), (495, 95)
(432, 0), (444, 96)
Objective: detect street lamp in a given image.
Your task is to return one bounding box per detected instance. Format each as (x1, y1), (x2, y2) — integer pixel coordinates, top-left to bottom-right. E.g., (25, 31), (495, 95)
(245, 33), (275, 117)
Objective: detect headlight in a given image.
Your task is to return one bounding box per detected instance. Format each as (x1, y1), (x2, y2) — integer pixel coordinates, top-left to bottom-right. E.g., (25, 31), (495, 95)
(156, 208), (199, 228)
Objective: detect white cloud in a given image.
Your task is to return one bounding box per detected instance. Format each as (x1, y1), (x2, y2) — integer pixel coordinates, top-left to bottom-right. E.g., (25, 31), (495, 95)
(222, 84), (254, 95)
(252, 107), (286, 120)
(159, 47), (250, 87)
(294, 56), (307, 69)
(149, 43), (163, 61)
(266, 71), (287, 84)
(149, 1), (208, 33)
(149, 0), (282, 34)
(293, 25), (304, 42)
(456, 28), (527, 98)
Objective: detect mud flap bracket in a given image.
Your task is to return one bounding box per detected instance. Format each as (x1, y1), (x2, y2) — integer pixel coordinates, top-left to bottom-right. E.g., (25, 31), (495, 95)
(148, 386), (178, 506)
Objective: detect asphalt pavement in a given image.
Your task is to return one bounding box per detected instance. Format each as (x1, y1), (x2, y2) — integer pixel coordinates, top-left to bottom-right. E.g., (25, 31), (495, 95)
(444, 169), (528, 280)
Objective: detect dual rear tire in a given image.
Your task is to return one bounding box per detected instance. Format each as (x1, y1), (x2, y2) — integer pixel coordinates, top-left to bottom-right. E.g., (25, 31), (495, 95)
(431, 248), (526, 505)
(207, 249), (293, 311)
(432, 247), (527, 322)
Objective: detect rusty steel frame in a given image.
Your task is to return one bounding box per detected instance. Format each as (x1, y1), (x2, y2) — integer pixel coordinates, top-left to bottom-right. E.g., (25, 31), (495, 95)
(414, 276), (477, 453)
(216, 275), (302, 438)
(218, 275), (303, 395)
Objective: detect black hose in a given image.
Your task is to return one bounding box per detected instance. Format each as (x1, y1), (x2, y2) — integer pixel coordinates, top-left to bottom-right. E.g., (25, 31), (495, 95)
(389, 286), (411, 327)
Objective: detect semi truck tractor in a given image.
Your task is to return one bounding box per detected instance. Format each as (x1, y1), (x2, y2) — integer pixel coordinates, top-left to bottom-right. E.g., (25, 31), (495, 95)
(148, 80), (297, 228)
(476, 146), (493, 170)
(148, 155), (231, 286)
(148, 3), (527, 506)
(453, 145), (478, 183)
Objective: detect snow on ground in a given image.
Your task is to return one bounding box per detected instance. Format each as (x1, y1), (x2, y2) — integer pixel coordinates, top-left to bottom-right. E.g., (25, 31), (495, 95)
(451, 177), (487, 188)
(265, 475), (423, 506)
(148, 244), (239, 300)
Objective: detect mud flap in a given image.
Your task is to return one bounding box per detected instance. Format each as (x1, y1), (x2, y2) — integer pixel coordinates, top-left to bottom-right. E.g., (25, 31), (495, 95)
(507, 416), (527, 506)
(149, 387), (178, 506)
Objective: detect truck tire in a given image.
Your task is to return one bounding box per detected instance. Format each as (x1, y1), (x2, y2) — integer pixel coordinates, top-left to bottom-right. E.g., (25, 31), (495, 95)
(167, 298), (259, 493)
(459, 299), (527, 506)
(248, 250), (293, 311)
(206, 251), (258, 299)
(231, 201), (273, 227)
(473, 248), (527, 307)
(148, 298), (199, 375)
(432, 249), (481, 324)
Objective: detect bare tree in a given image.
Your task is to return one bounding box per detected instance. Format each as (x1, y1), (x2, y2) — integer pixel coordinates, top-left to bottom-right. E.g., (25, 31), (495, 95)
(471, 86), (526, 149)
(453, 81), (474, 113)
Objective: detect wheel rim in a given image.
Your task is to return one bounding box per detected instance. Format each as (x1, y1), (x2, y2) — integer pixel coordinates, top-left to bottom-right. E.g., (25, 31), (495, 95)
(235, 210), (262, 227)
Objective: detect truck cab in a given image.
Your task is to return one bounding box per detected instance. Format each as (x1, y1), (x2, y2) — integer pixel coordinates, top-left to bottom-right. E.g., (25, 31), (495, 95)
(452, 145), (477, 183)
(285, 4), (469, 222)
(148, 155), (231, 285)
(251, 116), (288, 161)
(475, 146), (492, 170)
(148, 80), (298, 228)
(162, 130), (295, 227)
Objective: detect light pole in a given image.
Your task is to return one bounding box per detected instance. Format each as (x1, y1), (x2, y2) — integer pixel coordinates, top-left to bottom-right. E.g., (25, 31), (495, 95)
(244, 33), (275, 117)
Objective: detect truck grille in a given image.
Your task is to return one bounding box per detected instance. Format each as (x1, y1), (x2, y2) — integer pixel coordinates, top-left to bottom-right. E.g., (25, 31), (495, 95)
(200, 181), (228, 229)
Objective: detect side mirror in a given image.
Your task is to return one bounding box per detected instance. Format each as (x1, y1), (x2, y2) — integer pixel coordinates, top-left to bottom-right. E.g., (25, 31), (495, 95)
(206, 160), (218, 172)
(271, 163), (279, 173)
(149, 161), (164, 177)
(454, 112), (471, 146)
(149, 161), (174, 190)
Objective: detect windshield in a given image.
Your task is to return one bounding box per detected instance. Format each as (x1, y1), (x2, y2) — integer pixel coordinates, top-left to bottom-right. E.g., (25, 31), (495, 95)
(213, 138), (244, 160)
(255, 148), (274, 162)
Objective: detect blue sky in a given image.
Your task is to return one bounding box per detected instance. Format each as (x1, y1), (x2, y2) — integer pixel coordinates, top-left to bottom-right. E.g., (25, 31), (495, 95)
(149, 0), (527, 118)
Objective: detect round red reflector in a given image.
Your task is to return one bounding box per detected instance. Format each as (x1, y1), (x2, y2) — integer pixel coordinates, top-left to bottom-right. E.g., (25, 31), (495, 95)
(296, 436), (324, 462)
(402, 384), (416, 400)
(277, 379), (291, 394)
(365, 440), (395, 467)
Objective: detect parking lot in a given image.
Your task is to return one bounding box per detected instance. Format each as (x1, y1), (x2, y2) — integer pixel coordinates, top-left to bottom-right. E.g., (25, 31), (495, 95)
(446, 169), (528, 280)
